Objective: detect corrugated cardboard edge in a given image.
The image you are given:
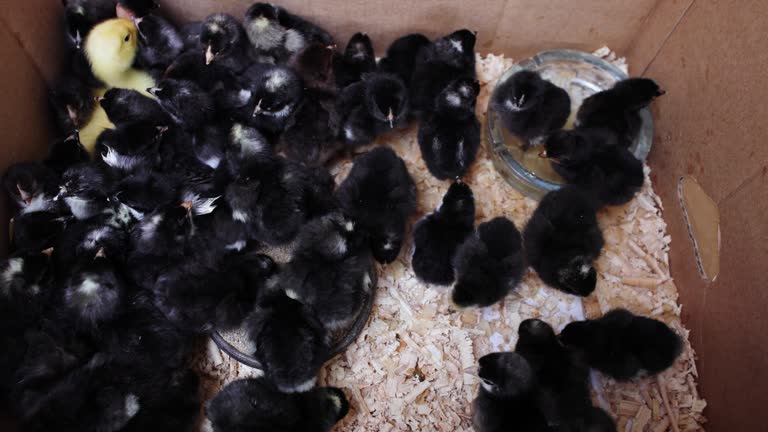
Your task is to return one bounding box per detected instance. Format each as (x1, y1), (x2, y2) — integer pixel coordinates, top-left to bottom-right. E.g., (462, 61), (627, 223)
(677, 176), (720, 282)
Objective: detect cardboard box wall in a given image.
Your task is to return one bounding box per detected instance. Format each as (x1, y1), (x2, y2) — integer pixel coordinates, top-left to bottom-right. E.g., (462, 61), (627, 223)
(0, 1), (765, 430)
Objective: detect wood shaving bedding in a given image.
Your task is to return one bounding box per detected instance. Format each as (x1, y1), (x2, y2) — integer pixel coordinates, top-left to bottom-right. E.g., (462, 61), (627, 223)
(193, 49), (706, 432)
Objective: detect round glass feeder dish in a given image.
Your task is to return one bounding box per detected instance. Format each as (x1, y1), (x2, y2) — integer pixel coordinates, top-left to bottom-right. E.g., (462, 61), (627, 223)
(485, 49), (653, 200)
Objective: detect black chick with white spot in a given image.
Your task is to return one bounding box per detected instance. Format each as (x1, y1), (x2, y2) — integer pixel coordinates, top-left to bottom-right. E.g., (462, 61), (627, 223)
(3, 162), (60, 215)
(543, 128), (644, 206)
(245, 292), (331, 393)
(56, 163), (114, 220)
(62, 248), (125, 331)
(410, 29), (476, 116)
(336, 147), (417, 264)
(452, 216), (524, 307)
(0, 251), (53, 401)
(95, 123), (166, 175)
(206, 377), (349, 432)
(472, 351), (546, 432)
(337, 71), (409, 147)
(199, 13), (255, 75)
(334, 32), (376, 88)
(576, 78), (665, 148)
(418, 77), (480, 179)
(412, 181), (475, 285)
(282, 212), (375, 331)
(62, 0), (115, 51)
(560, 308), (683, 381)
(244, 2), (334, 64)
(99, 88), (167, 126)
(515, 318), (594, 430)
(523, 186), (604, 297)
(244, 64), (303, 136)
(135, 14), (185, 73)
(378, 33), (431, 87)
(490, 70), (571, 147)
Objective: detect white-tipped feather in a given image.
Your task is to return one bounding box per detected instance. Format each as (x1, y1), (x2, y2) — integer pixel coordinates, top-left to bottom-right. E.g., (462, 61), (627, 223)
(183, 192), (220, 216)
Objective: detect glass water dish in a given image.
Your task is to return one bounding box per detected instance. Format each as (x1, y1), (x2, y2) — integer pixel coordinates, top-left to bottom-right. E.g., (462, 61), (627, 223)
(485, 49), (653, 200)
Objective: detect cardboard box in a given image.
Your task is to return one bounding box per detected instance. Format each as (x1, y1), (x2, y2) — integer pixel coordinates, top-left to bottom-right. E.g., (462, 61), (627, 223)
(1, 1), (765, 430)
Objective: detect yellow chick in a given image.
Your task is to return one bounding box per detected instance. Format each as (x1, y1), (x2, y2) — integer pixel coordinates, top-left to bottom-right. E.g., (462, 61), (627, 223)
(80, 18), (156, 153)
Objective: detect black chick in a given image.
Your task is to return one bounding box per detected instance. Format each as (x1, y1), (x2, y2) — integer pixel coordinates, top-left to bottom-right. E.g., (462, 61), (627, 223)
(0, 251), (53, 401)
(222, 156), (305, 246)
(243, 2), (334, 64)
(291, 43), (338, 94)
(118, 0), (159, 18)
(418, 77), (480, 179)
(378, 33), (431, 87)
(135, 14), (184, 73)
(149, 79), (215, 130)
(62, 248), (125, 330)
(3, 162), (60, 214)
(12, 211), (71, 253)
(112, 170), (176, 219)
(153, 248), (274, 332)
(50, 74), (96, 133)
(100, 88), (167, 125)
(245, 292), (330, 393)
(515, 319), (594, 430)
(163, 50), (228, 92)
(560, 308), (683, 381)
(334, 32), (376, 88)
(472, 352), (546, 432)
(543, 129), (644, 206)
(336, 147), (417, 263)
(280, 43), (341, 165)
(409, 29), (476, 116)
(576, 78), (665, 148)
(412, 181), (475, 285)
(490, 70), (571, 147)
(206, 377), (349, 432)
(224, 122), (272, 176)
(45, 132), (90, 176)
(523, 186), (605, 296)
(452, 216), (524, 307)
(245, 64), (303, 135)
(120, 367), (200, 432)
(199, 13), (255, 75)
(336, 72), (409, 148)
(281, 212), (375, 331)
(63, 0), (115, 50)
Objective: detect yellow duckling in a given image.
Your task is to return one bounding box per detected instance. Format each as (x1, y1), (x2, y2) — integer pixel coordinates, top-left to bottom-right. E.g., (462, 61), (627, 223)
(79, 18), (156, 153)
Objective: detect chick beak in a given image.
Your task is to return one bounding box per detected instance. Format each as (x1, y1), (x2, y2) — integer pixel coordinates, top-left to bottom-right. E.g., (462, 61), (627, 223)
(156, 125), (169, 136)
(180, 201), (193, 215)
(66, 105), (79, 125)
(95, 247), (106, 258)
(95, 96), (105, 104)
(387, 108), (394, 129)
(147, 87), (161, 98)
(657, 89), (667, 96)
(205, 45), (215, 65)
(252, 99), (263, 116)
(41, 247), (54, 256)
(17, 185), (32, 205)
(74, 30), (82, 50)
(538, 150), (548, 158)
(66, 130), (80, 143)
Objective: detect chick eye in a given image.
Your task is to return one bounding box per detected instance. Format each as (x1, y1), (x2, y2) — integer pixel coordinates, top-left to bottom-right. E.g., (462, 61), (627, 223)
(124, 34), (131, 42)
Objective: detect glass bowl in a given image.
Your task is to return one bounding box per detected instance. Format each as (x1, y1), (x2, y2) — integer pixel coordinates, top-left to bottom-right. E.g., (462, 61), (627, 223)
(485, 49), (653, 200)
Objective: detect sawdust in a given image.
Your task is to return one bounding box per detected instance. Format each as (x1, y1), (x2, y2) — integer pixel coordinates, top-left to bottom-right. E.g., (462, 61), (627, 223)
(193, 50), (706, 432)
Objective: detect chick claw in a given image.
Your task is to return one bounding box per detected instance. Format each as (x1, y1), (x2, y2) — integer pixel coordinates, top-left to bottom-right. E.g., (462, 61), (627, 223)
(387, 108), (394, 129)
